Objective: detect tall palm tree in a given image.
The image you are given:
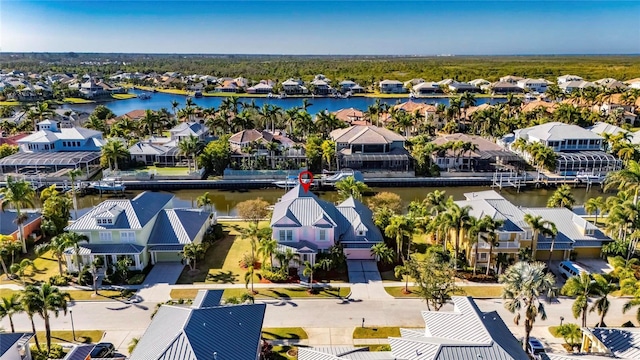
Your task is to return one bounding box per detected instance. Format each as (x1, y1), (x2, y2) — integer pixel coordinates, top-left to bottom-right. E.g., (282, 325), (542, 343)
(482, 217), (504, 276)
(547, 184), (576, 209)
(524, 214), (546, 260)
(585, 196), (605, 225)
(561, 272), (603, 327)
(241, 223), (261, 293)
(589, 274), (618, 327)
(500, 261), (555, 352)
(36, 232), (85, 276)
(101, 139), (129, 171)
(257, 238), (278, 267)
(302, 261), (319, 290)
(605, 160), (640, 204)
(178, 135), (203, 173)
(140, 109), (159, 136)
(22, 283), (71, 352)
(385, 215), (413, 262)
(0, 293), (22, 332)
(171, 99), (179, 118)
(66, 168), (83, 220)
(0, 176), (36, 253)
(28, 101), (54, 131)
(335, 176), (370, 201)
(441, 203), (474, 270)
(370, 243), (394, 264)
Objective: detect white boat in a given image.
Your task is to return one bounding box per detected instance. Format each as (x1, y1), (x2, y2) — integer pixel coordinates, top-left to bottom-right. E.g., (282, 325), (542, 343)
(138, 93), (151, 100)
(575, 172), (603, 182)
(91, 177), (126, 192)
(321, 169), (364, 186)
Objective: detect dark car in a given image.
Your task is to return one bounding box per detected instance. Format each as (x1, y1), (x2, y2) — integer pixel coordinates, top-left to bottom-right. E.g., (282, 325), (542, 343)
(90, 342), (115, 358)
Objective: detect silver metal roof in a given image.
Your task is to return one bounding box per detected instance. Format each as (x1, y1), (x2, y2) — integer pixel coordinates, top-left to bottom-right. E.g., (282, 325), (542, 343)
(0, 151), (100, 166)
(588, 327), (640, 359)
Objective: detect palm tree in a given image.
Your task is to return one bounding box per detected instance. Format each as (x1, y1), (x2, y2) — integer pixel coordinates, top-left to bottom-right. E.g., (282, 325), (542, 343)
(561, 272), (603, 327)
(394, 263), (412, 293)
(0, 293), (22, 332)
(547, 184), (576, 209)
(585, 196), (605, 225)
(0, 176), (36, 253)
(178, 135), (203, 173)
(589, 274), (618, 327)
(28, 102), (54, 131)
(544, 222), (559, 266)
(140, 109), (159, 136)
(22, 283), (71, 352)
(0, 235), (18, 278)
(605, 160), (640, 204)
(385, 216), (413, 262)
(302, 261), (319, 290)
(241, 223), (261, 293)
(483, 217), (504, 276)
(10, 259), (33, 283)
(370, 243), (394, 264)
(101, 139), (129, 171)
(257, 237), (278, 267)
(441, 203), (474, 270)
(335, 176), (370, 201)
(182, 243), (206, 271)
(196, 192), (213, 212)
(36, 233), (80, 276)
(171, 99), (179, 118)
(623, 294), (640, 323)
(66, 168), (83, 220)
(524, 214), (546, 260)
(500, 261), (556, 352)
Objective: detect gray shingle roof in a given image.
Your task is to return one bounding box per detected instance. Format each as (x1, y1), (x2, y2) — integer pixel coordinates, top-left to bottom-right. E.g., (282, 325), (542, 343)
(130, 295), (266, 360)
(147, 209), (210, 245)
(66, 191), (173, 231)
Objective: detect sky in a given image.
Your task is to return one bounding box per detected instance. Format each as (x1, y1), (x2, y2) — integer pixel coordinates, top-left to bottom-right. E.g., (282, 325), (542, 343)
(1, 0), (639, 55)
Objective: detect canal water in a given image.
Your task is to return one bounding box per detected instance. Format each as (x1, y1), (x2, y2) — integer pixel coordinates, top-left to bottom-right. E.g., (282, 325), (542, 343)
(63, 89), (507, 116)
(70, 185), (610, 219)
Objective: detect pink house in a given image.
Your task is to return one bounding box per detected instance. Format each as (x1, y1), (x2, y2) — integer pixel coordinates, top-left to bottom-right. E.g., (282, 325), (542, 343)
(270, 185), (383, 265)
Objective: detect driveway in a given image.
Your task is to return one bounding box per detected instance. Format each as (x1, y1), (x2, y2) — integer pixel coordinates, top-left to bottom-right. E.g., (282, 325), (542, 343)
(142, 263), (185, 286)
(347, 260), (381, 283)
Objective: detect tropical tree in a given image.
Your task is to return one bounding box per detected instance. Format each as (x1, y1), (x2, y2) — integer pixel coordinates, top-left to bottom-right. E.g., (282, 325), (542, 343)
(623, 293), (640, 323)
(22, 283), (71, 352)
(321, 140), (336, 170)
(561, 272), (602, 327)
(241, 223), (261, 293)
(101, 139), (129, 171)
(182, 243), (206, 271)
(178, 135), (203, 173)
(0, 176), (36, 253)
(258, 237), (278, 267)
(556, 323), (582, 349)
(546, 184), (576, 209)
(335, 176), (370, 201)
(196, 192), (213, 212)
(0, 235), (21, 279)
(370, 243), (394, 265)
(500, 261), (556, 351)
(368, 192), (403, 215)
(412, 254), (458, 311)
(10, 259), (33, 284)
(302, 261), (320, 291)
(589, 274), (619, 327)
(524, 214), (547, 260)
(66, 168), (84, 220)
(394, 263), (413, 294)
(605, 160), (640, 204)
(36, 233), (78, 276)
(0, 293), (22, 332)
(441, 203), (474, 270)
(385, 216), (414, 262)
(20, 291), (42, 351)
(236, 198), (270, 224)
(585, 196), (605, 225)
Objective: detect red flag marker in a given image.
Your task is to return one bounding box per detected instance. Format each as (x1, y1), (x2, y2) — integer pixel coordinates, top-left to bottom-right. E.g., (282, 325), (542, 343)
(298, 170), (314, 193)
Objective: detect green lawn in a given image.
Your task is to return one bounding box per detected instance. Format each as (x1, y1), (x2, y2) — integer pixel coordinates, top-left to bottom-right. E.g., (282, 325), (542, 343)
(147, 166), (192, 175)
(63, 97), (95, 104)
(31, 330), (104, 344)
(384, 285), (503, 298)
(111, 93), (137, 100)
(262, 327), (308, 340)
(548, 326), (562, 338)
(353, 327), (401, 339)
(270, 346), (297, 360)
(0, 100), (20, 106)
(170, 286), (349, 300)
(0, 250), (63, 286)
(1, 288), (125, 301)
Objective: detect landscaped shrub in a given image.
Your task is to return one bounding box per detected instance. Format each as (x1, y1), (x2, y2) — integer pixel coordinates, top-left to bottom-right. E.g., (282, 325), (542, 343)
(239, 252), (258, 269)
(48, 274), (70, 286)
(261, 268), (289, 282)
(204, 224), (225, 243)
(77, 267), (93, 286)
(31, 344), (66, 360)
(127, 273), (146, 285)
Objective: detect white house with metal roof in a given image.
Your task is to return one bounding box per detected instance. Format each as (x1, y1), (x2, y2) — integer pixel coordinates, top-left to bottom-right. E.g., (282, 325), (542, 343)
(298, 296), (529, 360)
(270, 185), (383, 263)
(64, 191), (214, 272)
(130, 290), (266, 360)
(17, 120), (103, 153)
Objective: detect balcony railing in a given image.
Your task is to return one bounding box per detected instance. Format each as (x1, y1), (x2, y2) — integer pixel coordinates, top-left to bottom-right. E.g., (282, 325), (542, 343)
(474, 240), (520, 250)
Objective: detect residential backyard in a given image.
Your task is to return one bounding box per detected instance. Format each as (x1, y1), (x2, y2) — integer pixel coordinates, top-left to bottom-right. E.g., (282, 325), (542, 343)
(176, 221), (269, 284)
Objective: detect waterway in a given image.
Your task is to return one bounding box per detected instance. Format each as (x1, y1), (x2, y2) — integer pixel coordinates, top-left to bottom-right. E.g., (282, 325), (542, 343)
(62, 89), (507, 116)
(68, 185), (609, 219)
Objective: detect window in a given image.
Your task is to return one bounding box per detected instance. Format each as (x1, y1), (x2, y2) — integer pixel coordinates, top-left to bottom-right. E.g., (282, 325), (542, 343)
(120, 231), (135, 243)
(358, 230), (365, 236)
(279, 230), (293, 242)
(99, 232), (112, 242)
(479, 253), (488, 260)
(318, 229), (327, 241)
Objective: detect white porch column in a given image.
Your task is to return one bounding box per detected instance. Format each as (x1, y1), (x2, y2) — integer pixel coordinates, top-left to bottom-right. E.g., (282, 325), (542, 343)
(135, 254), (141, 269)
(151, 252), (156, 265)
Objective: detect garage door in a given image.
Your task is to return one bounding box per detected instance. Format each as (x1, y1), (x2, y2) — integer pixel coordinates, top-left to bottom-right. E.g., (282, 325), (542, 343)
(344, 249), (374, 260)
(155, 252), (183, 262)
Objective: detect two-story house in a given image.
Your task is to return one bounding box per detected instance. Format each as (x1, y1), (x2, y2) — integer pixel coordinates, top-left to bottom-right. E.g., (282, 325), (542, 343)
(330, 125), (411, 173)
(63, 191), (213, 272)
(338, 80), (364, 94)
(270, 185), (383, 265)
(508, 122), (622, 175)
(129, 121), (209, 166)
(228, 129), (305, 167)
(282, 78), (308, 95)
(18, 120), (103, 153)
(517, 78), (549, 93)
(379, 79), (405, 94)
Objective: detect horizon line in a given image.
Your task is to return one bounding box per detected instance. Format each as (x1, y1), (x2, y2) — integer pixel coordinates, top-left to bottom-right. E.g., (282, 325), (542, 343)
(2, 52), (640, 57)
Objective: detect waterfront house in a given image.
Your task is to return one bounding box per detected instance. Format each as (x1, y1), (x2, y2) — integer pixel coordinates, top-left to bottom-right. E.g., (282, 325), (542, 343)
(505, 122), (622, 176)
(559, 80), (596, 93)
(338, 80), (364, 93)
(228, 129), (305, 167)
(517, 78), (549, 93)
(490, 81), (524, 95)
(0, 210), (41, 243)
(17, 120), (103, 153)
(379, 79), (405, 94)
(129, 121), (209, 166)
(332, 108), (369, 125)
(594, 78), (628, 91)
(431, 133), (523, 172)
(64, 191), (214, 271)
(0, 333), (34, 360)
(557, 74), (584, 84)
(282, 78), (308, 95)
(299, 296), (528, 360)
(330, 125), (411, 173)
(310, 79), (332, 95)
(499, 75), (525, 84)
(216, 80), (239, 93)
(588, 122), (628, 137)
(404, 78), (425, 87)
(469, 78), (491, 89)
(412, 82), (442, 95)
(391, 101), (442, 127)
(130, 290), (265, 360)
(448, 81), (481, 93)
(246, 82), (273, 94)
(270, 185), (383, 263)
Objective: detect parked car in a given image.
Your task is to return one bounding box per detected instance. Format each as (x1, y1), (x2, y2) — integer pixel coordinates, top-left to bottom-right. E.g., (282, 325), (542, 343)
(527, 337), (546, 358)
(558, 260), (590, 280)
(90, 342), (115, 358)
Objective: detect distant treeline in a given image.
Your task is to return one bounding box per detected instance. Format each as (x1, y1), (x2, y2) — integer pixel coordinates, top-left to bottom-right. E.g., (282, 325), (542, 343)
(2, 53), (640, 83)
